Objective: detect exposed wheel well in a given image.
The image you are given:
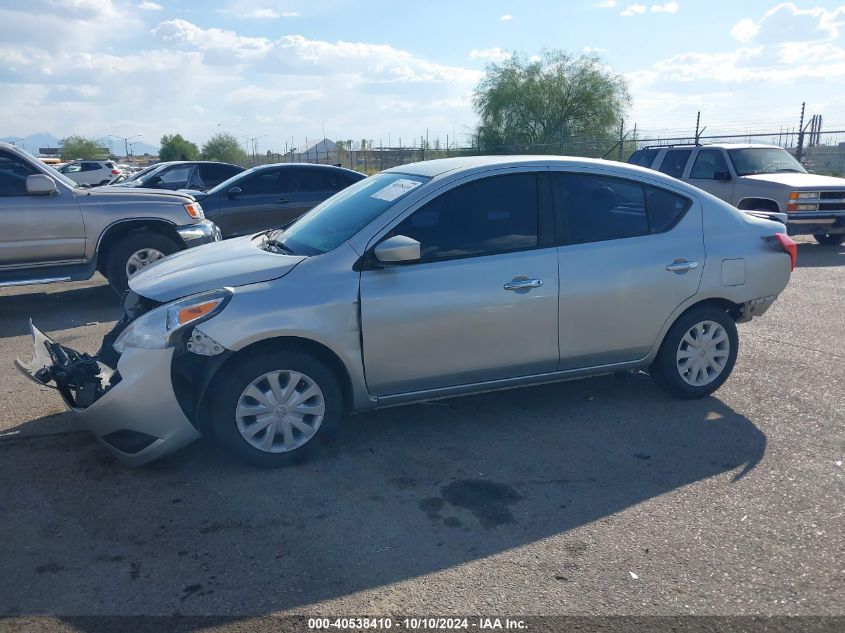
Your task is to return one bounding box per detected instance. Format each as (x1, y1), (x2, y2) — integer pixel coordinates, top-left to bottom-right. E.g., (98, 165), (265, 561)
(196, 336), (355, 431)
(95, 220), (182, 275)
(736, 198), (781, 213)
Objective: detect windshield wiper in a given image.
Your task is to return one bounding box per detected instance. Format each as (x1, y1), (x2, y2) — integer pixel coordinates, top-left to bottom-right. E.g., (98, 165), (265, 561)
(265, 237), (296, 255)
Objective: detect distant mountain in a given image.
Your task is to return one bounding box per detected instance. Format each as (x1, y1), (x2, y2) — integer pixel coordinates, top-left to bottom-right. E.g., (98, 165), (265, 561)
(0, 132), (160, 157)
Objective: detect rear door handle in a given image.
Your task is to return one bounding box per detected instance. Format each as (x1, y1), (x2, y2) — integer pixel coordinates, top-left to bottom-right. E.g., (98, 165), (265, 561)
(504, 278), (543, 291)
(666, 260), (699, 272)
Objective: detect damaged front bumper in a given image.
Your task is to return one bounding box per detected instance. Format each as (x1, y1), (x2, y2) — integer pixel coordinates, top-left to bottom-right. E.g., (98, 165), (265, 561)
(16, 320), (201, 466)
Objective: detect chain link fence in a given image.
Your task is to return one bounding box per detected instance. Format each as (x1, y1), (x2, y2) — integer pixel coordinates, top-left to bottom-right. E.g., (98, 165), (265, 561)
(238, 128), (845, 177)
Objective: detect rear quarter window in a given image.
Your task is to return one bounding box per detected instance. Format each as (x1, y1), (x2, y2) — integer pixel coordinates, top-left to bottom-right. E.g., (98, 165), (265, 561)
(645, 186), (692, 233)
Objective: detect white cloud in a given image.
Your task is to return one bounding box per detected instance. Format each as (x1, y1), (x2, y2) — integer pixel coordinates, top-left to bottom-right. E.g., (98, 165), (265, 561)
(593, 1), (616, 8)
(137, 1), (163, 10)
(620, 4), (646, 16)
(651, 2), (679, 13)
(500, 14), (512, 21)
(730, 3), (844, 44)
(731, 18), (760, 43)
(153, 19), (273, 60)
(244, 8), (279, 18)
(468, 47), (511, 62)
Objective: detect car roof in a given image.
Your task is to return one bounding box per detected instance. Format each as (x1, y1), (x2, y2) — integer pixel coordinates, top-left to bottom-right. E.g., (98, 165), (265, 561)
(248, 162), (363, 176)
(641, 143), (784, 151)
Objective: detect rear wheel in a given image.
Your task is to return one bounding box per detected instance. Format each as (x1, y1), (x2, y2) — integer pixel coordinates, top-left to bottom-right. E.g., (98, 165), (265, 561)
(210, 352), (343, 468)
(814, 232), (845, 246)
(650, 306), (738, 399)
(104, 231), (179, 294)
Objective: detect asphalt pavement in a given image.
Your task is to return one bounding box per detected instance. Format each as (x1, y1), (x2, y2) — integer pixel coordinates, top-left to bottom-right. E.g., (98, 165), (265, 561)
(0, 238), (842, 630)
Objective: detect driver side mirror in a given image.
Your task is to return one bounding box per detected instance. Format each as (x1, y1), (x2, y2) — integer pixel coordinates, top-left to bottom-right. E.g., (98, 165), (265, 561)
(227, 186), (242, 199)
(374, 235), (421, 264)
(713, 171), (732, 181)
(146, 175), (163, 187)
(26, 174), (59, 196)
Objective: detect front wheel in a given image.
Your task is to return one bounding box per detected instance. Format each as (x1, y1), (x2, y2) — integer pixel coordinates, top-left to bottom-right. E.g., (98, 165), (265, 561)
(210, 352), (343, 468)
(650, 306), (739, 399)
(814, 232), (845, 246)
(104, 231), (179, 294)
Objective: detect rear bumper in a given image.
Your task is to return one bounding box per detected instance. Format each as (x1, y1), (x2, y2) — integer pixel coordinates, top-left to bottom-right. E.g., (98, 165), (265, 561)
(786, 212), (845, 235)
(176, 219), (222, 247)
(16, 322), (200, 466)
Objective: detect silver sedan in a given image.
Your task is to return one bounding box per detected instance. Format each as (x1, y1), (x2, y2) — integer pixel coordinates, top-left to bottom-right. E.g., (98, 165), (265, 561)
(18, 156), (795, 467)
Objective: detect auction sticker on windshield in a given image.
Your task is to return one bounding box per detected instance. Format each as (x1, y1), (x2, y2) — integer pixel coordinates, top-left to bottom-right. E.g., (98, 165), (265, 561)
(370, 179), (423, 202)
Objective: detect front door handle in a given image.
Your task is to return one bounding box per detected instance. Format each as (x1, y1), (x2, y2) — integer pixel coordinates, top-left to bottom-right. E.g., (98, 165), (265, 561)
(275, 198), (292, 204)
(504, 278), (543, 291)
(666, 260), (699, 272)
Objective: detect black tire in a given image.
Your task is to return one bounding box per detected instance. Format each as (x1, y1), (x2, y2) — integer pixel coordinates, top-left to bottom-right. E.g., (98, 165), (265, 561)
(650, 306), (739, 399)
(814, 233), (845, 246)
(210, 351), (343, 468)
(103, 231), (179, 295)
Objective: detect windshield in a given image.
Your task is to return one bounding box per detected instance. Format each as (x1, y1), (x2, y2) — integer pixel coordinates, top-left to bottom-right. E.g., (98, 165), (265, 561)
(125, 163), (169, 185)
(278, 173), (430, 256)
(206, 166), (259, 195)
(728, 148), (807, 176)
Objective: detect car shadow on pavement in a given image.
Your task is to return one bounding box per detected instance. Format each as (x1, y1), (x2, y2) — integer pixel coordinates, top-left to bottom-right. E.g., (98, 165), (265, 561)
(795, 242), (845, 268)
(0, 281), (120, 339)
(0, 372), (765, 624)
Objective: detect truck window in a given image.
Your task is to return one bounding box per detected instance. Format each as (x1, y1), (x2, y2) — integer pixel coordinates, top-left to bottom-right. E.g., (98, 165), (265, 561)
(628, 149), (659, 168)
(658, 150), (692, 179)
(690, 150), (730, 180)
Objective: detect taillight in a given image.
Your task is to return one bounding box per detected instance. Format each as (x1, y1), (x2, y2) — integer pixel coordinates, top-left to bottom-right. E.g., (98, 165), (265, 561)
(774, 233), (797, 271)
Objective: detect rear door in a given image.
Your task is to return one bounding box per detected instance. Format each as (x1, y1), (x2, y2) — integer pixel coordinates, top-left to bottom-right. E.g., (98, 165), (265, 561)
(0, 150), (86, 268)
(216, 167), (299, 237)
(552, 171), (704, 369)
(360, 170), (559, 396)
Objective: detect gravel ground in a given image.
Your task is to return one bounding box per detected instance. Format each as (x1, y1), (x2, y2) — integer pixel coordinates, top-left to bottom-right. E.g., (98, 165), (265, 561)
(0, 238), (842, 629)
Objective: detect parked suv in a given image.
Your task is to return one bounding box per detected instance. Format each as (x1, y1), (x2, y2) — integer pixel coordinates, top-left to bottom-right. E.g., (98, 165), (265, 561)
(18, 156), (794, 467)
(58, 160), (121, 187)
(628, 143), (845, 245)
(110, 161), (244, 192)
(0, 142), (220, 293)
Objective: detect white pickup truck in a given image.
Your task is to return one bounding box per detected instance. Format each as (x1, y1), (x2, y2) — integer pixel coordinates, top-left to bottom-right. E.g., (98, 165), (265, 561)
(629, 143), (845, 245)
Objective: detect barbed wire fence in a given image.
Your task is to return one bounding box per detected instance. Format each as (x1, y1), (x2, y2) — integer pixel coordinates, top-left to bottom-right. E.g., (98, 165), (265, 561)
(240, 104), (845, 177)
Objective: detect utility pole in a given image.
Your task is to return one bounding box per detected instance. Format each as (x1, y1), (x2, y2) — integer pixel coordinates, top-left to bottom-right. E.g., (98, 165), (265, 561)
(797, 102), (806, 162)
(109, 134), (141, 158)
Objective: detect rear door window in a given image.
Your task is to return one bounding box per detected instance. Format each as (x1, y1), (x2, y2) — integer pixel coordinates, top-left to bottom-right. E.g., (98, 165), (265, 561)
(557, 174), (648, 243)
(658, 150), (692, 179)
(239, 169), (298, 196)
(300, 169), (345, 192)
(628, 149), (659, 168)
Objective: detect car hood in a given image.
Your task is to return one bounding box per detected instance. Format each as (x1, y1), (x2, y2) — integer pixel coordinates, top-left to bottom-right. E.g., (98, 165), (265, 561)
(741, 173), (845, 189)
(129, 235), (306, 302)
(77, 186), (194, 202)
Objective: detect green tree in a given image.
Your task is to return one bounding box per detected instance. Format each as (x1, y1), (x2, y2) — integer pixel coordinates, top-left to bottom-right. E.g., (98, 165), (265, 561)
(473, 50), (630, 151)
(159, 134), (200, 161)
(201, 132), (246, 164)
(60, 136), (105, 161)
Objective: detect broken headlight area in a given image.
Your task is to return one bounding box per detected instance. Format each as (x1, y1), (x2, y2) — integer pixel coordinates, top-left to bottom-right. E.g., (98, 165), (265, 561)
(15, 321), (118, 409)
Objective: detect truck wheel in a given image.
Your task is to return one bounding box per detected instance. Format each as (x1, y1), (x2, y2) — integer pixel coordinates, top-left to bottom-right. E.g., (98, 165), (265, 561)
(814, 233), (845, 246)
(104, 231), (179, 294)
(650, 306), (738, 399)
(210, 351), (343, 468)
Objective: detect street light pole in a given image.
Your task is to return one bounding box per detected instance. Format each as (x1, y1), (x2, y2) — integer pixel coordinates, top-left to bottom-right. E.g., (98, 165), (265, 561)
(109, 134), (141, 158)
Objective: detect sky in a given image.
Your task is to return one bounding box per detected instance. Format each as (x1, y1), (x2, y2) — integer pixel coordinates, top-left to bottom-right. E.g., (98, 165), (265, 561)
(1, 0), (845, 153)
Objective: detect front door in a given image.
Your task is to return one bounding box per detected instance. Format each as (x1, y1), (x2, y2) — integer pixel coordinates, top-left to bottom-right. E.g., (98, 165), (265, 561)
(216, 168), (299, 237)
(360, 171), (559, 396)
(0, 151), (85, 268)
(686, 148), (735, 203)
(551, 171), (704, 369)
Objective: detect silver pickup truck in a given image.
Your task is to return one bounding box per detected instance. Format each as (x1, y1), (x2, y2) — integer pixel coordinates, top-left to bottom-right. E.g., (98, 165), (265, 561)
(628, 143), (845, 245)
(0, 142), (221, 293)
